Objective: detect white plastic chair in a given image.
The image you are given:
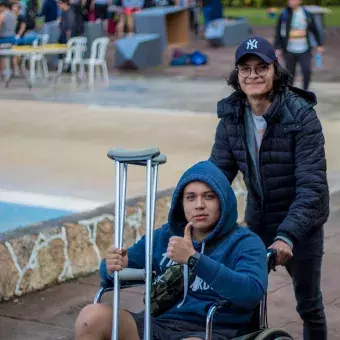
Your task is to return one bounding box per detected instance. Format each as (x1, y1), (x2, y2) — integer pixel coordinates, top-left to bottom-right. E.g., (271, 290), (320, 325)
(56, 36), (87, 82)
(22, 34), (50, 81)
(78, 37), (110, 85)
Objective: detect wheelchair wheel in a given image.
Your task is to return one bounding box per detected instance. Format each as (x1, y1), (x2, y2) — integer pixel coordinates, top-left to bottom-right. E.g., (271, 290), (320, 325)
(254, 328), (294, 340)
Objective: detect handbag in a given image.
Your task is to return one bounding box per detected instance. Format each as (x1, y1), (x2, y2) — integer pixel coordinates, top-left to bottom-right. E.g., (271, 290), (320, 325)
(146, 225), (237, 317)
(147, 264), (195, 317)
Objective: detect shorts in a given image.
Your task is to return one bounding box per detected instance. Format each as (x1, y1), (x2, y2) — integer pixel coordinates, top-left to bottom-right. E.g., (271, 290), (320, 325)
(95, 4), (108, 19)
(123, 7), (140, 15)
(127, 311), (238, 340)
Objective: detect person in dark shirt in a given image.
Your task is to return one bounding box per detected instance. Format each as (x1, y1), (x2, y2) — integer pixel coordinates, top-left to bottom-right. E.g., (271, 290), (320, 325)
(57, 0), (76, 43)
(12, 2), (26, 38)
(38, 0), (59, 23)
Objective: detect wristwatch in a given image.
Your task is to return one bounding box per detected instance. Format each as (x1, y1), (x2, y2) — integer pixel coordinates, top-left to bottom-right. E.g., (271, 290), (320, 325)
(187, 252), (201, 271)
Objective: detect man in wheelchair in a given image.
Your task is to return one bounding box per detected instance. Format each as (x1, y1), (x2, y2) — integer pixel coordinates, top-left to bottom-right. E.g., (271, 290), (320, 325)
(75, 161), (269, 340)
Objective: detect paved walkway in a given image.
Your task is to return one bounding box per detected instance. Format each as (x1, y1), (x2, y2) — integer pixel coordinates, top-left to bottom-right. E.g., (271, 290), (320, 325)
(1, 78), (340, 203)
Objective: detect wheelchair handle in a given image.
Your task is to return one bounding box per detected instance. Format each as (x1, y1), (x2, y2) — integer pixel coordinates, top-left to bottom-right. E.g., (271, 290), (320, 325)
(267, 249), (277, 272)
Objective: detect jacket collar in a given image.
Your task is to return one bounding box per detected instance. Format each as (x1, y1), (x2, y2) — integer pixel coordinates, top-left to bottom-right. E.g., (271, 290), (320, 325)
(217, 86), (317, 125)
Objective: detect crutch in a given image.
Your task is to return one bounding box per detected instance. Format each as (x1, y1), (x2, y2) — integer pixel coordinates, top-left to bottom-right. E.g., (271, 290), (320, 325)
(107, 148), (167, 340)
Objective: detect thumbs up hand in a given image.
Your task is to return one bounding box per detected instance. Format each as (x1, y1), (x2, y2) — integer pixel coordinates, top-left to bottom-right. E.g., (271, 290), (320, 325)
(167, 222), (196, 264)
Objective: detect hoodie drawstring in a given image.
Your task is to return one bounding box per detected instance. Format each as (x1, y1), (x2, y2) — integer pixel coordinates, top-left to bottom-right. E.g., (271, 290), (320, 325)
(177, 242), (205, 308)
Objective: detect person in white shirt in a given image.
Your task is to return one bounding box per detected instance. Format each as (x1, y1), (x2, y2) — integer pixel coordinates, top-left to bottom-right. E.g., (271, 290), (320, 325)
(274, 0), (324, 90)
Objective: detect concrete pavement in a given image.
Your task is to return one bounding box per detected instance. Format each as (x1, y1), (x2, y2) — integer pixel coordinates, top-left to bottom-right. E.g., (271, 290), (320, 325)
(1, 77), (340, 203)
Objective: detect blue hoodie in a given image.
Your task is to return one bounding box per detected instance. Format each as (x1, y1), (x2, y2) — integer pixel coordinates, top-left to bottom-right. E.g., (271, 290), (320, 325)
(104, 161), (268, 328)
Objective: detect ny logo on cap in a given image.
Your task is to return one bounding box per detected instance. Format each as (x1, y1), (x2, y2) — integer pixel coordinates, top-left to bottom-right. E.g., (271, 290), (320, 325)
(246, 39), (258, 50)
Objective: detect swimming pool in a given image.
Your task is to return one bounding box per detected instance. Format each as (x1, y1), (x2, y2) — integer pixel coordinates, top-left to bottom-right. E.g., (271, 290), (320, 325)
(0, 190), (106, 234)
(0, 201), (73, 233)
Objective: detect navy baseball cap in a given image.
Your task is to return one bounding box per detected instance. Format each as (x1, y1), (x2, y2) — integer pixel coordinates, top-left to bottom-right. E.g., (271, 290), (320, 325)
(235, 36), (278, 65)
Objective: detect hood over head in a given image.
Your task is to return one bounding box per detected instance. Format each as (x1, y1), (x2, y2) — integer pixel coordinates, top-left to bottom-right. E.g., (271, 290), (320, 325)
(167, 161), (238, 247)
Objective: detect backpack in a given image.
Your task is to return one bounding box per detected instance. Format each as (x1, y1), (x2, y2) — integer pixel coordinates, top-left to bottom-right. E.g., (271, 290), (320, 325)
(190, 50), (208, 66)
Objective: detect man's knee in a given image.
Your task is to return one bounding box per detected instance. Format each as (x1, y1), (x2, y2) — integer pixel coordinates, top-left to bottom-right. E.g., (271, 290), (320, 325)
(75, 303), (112, 338)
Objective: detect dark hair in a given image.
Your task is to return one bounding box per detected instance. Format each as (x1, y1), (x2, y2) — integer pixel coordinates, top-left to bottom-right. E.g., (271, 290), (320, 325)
(0, 1), (11, 8)
(227, 61), (293, 101)
(58, 0), (70, 4)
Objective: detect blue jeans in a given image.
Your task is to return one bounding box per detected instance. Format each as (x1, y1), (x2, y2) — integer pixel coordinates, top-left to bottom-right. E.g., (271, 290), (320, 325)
(0, 36), (15, 45)
(285, 229), (327, 340)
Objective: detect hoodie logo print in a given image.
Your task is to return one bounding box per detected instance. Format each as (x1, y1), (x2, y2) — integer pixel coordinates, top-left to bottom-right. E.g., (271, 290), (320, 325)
(160, 253), (211, 292)
(190, 276), (211, 291)
(160, 252), (177, 269)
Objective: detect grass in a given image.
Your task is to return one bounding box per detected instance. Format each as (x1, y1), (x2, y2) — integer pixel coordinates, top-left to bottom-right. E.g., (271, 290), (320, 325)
(223, 6), (340, 27)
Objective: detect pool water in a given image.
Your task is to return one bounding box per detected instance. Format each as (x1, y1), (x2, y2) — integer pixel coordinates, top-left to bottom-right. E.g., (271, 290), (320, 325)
(0, 201), (73, 233)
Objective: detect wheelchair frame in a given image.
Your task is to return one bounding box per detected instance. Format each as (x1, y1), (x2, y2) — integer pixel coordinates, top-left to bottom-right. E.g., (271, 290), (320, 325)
(93, 250), (293, 340)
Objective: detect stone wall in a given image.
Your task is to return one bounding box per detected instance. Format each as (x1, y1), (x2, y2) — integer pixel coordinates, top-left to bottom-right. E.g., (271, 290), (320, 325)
(0, 177), (246, 301)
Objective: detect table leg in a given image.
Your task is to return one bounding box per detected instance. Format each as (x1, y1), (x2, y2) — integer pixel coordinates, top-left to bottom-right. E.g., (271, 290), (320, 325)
(4, 55), (13, 88)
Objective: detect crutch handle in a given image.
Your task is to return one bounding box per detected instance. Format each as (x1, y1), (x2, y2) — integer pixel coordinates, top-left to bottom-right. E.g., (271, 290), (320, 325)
(130, 154), (167, 167)
(107, 148), (160, 163)
(119, 268), (146, 281)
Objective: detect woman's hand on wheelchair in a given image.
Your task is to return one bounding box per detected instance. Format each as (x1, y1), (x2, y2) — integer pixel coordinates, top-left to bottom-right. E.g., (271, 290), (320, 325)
(269, 240), (293, 266)
(106, 247), (128, 274)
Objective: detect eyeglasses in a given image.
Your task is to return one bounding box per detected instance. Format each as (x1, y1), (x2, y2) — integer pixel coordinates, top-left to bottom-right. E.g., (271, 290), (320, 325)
(236, 64), (271, 78)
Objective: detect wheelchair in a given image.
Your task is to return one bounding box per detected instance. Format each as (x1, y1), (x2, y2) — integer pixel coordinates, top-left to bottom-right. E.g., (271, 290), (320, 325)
(96, 148), (294, 340)
(94, 249), (294, 340)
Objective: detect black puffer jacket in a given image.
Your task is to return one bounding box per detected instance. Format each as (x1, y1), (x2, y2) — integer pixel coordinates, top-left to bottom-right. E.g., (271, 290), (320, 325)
(209, 86), (329, 247)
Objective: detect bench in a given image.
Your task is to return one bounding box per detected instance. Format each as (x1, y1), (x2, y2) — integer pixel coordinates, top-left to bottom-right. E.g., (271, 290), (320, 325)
(115, 33), (162, 69)
(205, 17), (251, 47)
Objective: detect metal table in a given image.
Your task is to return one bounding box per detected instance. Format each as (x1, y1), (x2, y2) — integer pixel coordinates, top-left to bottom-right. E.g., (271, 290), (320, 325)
(0, 45), (69, 88)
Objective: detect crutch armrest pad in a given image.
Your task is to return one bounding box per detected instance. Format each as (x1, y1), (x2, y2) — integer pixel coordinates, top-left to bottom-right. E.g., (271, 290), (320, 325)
(131, 154), (167, 166)
(107, 148), (160, 163)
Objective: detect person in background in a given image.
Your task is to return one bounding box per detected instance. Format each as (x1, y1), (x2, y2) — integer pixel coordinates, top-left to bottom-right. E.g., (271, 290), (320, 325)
(90, 0), (110, 31)
(12, 1), (26, 39)
(57, 0), (75, 43)
(274, 0), (324, 90)
(11, 1), (25, 75)
(37, 0), (59, 35)
(0, 1), (16, 75)
(23, 0), (36, 35)
(198, 0), (212, 35)
(0, 1), (16, 42)
(112, 0), (125, 37)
